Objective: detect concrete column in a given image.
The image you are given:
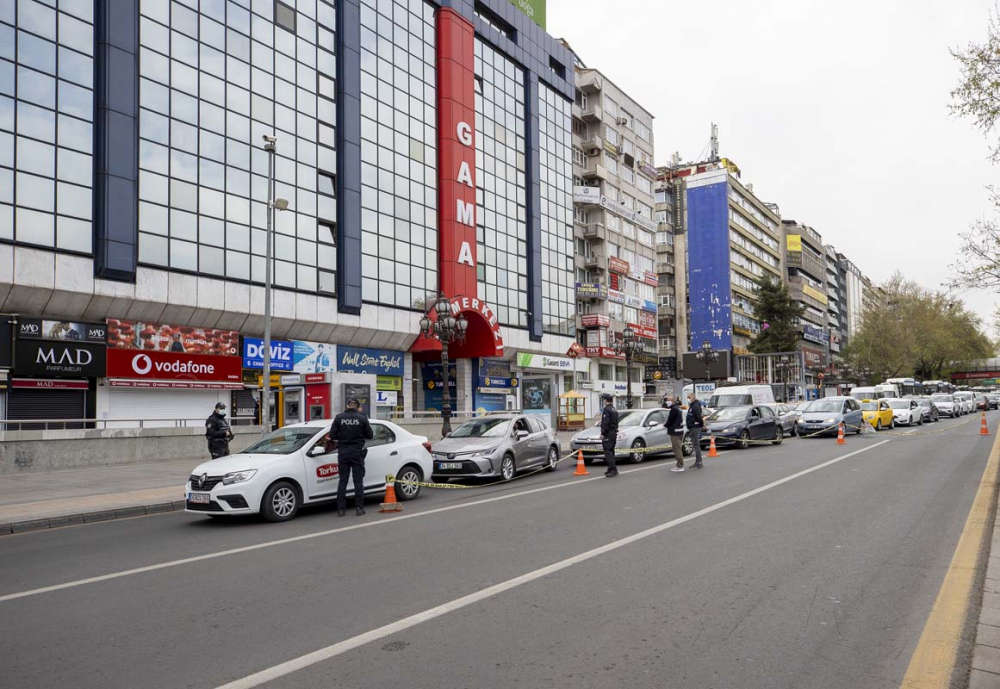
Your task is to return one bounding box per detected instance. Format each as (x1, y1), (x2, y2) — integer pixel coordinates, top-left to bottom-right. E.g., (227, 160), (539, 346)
(457, 358), (473, 414)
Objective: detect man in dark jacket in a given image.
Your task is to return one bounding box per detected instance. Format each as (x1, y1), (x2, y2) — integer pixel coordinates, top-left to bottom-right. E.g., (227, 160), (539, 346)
(330, 398), (374, 516)
(600, 393), (620, 477)
(205, 403), (232, 459)
(686, 393), (705, 469)
(665, 397), (686, 472)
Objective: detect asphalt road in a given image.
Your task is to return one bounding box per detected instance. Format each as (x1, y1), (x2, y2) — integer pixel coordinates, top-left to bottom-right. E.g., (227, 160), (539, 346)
(0, 412), (994, 689)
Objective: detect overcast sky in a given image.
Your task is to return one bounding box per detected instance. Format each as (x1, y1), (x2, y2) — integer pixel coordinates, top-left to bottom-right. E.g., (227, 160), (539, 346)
(549, 0), (1000, 334)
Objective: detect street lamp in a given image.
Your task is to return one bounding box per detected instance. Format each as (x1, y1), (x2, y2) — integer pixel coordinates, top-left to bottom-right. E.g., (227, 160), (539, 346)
(775, 355), (792, 402)
(260, 135), (289, 436)
(613, 325), (641, 409)
(419, 294), (468, 436)
(694, 340), (720, 391)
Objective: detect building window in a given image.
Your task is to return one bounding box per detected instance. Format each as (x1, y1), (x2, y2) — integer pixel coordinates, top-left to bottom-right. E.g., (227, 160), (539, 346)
(274, 1), (297, 33)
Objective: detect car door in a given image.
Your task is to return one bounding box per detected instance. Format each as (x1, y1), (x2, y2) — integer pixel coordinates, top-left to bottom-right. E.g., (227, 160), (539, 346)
(644, 410), (670, 451)
(510, 417), (535, 467)
(362, 422), (397, 492)
(747, 407), (764, 439)
(526, 417), (548, 466)
(759, 406), (778, 438)
(302, 425), (340, 501)
(911, 400), (920, 423)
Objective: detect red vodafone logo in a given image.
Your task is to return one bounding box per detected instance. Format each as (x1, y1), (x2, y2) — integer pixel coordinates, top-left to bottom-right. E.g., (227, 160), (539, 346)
(132, 354), (152, 375)
(316, 464), (339, 478)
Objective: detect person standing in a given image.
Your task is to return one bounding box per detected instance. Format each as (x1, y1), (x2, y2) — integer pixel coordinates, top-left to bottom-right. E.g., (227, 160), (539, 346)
(205, 402), (233, 459)
(666, 397), (686, 472)
(686, 393), (706, 469)
(600, 393), (620, 478)
(330, 398), (374, 517)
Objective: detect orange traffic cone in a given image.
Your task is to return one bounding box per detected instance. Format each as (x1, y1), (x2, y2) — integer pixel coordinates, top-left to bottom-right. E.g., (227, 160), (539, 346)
(707, 435), (719, 458)
(379, 478), (403, 513)
(573, 449), (590, 476)
(836, 422), (846, 445)
(982, 413), (990, 436)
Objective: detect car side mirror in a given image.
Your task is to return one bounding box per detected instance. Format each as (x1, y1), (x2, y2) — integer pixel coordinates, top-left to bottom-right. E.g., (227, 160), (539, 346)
(516, 430), (529, 440)
(307, 445), (329, 457)
(647, 421), (660, 428)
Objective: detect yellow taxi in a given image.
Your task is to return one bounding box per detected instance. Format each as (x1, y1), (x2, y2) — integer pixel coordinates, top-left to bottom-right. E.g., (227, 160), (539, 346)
(860, 399), (894, 431)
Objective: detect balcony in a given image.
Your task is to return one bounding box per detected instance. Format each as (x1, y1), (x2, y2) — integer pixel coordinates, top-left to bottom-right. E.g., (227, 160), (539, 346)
(581, 222), (606, 241)
(581, 134), (603, 153)
(581, 158), (608, 181)
(580, 104), (603, 123)
(584, 252), (607, 269)
(578, 71), (603, 94)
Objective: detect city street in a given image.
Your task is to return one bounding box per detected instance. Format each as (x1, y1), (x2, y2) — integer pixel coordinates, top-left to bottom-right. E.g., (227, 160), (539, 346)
(0, 413), (995, 688)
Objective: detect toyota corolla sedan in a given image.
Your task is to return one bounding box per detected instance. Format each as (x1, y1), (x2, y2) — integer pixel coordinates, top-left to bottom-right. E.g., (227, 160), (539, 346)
(570, 408), (693, 465)
(430, 414), (560, 482)
(887, 398), (923, 426)
(185, 420), (433, 522)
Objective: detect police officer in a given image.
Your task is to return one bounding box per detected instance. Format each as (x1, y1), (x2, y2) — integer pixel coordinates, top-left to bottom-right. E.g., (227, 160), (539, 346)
(600, 393), (620, 478)
(330, 398), (374, 516)
(205, 402), (232, 459)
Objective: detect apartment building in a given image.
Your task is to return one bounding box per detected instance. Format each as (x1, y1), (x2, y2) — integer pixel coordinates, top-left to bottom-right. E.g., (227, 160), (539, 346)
(651, 171), (687, 389)
(781, 220), (830, 383)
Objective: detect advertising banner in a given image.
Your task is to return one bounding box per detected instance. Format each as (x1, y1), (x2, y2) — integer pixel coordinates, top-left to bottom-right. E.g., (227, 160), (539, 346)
(575, 282), (607, 299)
(336, 346), (403, 376)
(106, 320), (239, 356)
(421, 361), (457, 390)
(786, 235), (802, 252)
(515, 353), (575, 371)
(242, 337), (294, 371)
(608, 289), (625, 304)
(628, 324), (657, 340)
(18, 318), (107, 344)
(801, 324), (827, 345)
(474, 357), (515, 388)
(572, 187), (657, 232)
(801, 346), (827, 369)
(802, 284), (829, 305)
(14, 340), (107, 378)
(293, 341), (335, 373)
(580, 314), (610, 328)
(107, 348), (242, 382)
(643, 271), (658, 286)
(521, 378), (552, 416)
(473, 391), (507, 414)
(508, 0), (545, 30)
(687, 173), (733, 350)
(377, 375), (402, 391)
(586, 346), (623, 359)
(609, 273), (621, 291)
(608, 257), (630, 275)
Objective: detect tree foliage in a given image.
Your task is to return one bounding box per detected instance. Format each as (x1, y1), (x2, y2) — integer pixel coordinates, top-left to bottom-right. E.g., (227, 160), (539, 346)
(841, 273), (992, 382)
(952, 12), (1000, 163)
(748, 274), (803, 354)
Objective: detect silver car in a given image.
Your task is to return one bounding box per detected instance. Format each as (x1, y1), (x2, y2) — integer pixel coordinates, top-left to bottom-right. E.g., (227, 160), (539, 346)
(767, 403), (800, 437)
(931, 394), (958, 418)
(954, 392), (975, 415)
(430, 414), (561, 482)
(570, 408), (694, 465)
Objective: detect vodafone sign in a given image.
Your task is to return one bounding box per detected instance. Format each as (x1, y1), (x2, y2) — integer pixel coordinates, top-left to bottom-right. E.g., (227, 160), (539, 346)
(107, 348), (242, 382)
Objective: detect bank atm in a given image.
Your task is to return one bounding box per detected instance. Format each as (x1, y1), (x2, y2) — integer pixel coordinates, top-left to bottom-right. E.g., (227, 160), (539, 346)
(282, 386), (304, 426)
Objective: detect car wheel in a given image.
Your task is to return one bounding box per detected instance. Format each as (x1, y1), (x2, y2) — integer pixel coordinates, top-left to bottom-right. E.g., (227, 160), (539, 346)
(738, 430), (750, 449)
(544, 445), (559, 472)
(681, 434), (694, 457)
(500, 454), (516, 482)
(395, 465), (423, 501)
(261, 481), (299, 523)
(772, 427), (783, 445)
(875, 419), (882, 432)
(629, 438), (646, 464)
(855, 421), (862, 435)
(889, 418), (895, 429)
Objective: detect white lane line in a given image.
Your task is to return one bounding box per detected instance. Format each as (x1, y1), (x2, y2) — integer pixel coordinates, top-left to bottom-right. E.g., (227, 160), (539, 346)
(0, 453), (721, 603)
(213, 439), (892, 689)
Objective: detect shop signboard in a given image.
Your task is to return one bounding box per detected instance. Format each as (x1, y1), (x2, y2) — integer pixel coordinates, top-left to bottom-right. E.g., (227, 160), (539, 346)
(574, 282), (607, 299)
(801, 346), (827, 370)
(14, 340), (107, 378)
(421, 361), (457, 389)
(107, 348), (242, 382)
(801, 324), (827, 345)
(375, 391), (398, 407)
(639, 310), (656, 330)
(18, 318), (107, 344)
(641, 299), (657, 313)
(508, 0), (545, 30)
(802, 284), (829, 305)
(640, 162), (658, 179)
(473, 391), (507, 414)
(521, 378), (552, 417)
(474, 357), (515, 388)
(293, 341), (335, 373)
(336, 346), (404, 376)
(12, 378), (89, 389)
(580, 314), (610, 328)
(377, 375), (402, 391)
(572, 186), (658, 233)
(608, 257), (630, 275)
(586, 346), (623, 359)
(628, 324), (657, 340)
(106, 320), (239, 356)
(515, 352), (575, 371)
(607, 289), (625, 304)
(242, 337), (294, 371)
(643, 271), (658, 286)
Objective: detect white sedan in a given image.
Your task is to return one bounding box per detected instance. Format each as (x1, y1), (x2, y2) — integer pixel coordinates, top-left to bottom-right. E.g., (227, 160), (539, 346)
(185, 419), (433, 522)
(887, 398), (923, 426)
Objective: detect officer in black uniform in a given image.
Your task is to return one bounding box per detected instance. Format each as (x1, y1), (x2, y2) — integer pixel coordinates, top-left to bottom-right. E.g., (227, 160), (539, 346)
(600, 393), (620, 477)
(330, 398), (374, 516)
(205, 402), (232, 459)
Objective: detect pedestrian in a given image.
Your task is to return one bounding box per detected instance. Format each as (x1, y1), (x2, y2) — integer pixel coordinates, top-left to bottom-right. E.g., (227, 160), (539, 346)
(666, 396), (686, 472)
(686, 392), (705, 469)
(330, 397), (374, 517)
(205, 402), (233, 459)
(600, 393), (620, 478)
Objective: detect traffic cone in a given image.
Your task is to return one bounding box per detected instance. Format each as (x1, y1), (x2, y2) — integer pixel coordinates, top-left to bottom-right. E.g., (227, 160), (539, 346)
(573, 449), (590, 476)
(379, 478), (403, 513)
(836, 422), (846, 445)
(982, 413), (990, 436)
(707, 436), (719, 458)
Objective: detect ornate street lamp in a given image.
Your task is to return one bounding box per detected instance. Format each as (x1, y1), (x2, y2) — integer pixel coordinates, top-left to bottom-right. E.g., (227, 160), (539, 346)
(613, 325), (641, 409)
(695, 340), (720, 389)
(775, 355), (792, 402)
(419, 294), (468, 436)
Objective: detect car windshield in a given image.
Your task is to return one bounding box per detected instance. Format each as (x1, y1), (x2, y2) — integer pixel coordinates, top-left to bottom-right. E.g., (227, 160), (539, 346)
(450, 418), (511, 438)
(804, 400), (842, 413)
(919, 400), (932, 407)
(709, 394), (751, 408)
(861, 402), (878, 411)
(888, 400), (911, 409)
(243, 427), (322, 455)
(932, 395), (953, 402)
(618, 411), (646, 428)
(708, 407), (749, 421)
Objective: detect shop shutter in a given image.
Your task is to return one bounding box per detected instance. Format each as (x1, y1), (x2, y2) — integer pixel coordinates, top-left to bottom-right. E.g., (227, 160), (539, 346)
(107, 387), (225, 428)
(8, 389), (86, 429)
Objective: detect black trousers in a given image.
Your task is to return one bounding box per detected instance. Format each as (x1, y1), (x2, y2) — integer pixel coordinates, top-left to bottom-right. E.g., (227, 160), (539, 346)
(602, 438), (618, 473)
(337, 454), (366, 510)
(209, 442), (229, 459)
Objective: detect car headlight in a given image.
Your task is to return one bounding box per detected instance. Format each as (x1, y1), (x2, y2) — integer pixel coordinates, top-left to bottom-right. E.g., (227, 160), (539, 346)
(470, 447), (498, 457)
(222, 469), (257, 485)
(616, 432), (626, 441)
(825, 418), (836, 424)
(723, 425), (738, 433)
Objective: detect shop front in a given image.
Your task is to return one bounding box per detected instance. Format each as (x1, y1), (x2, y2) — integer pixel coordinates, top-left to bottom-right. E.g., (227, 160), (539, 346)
(9, 318), (108, 428)
(240, 337), (337, 428)
(336, 346), (405, 419)
(513, 352), (584, 427)
(101, 320), (242, 427)
(472, 358), (517, 414)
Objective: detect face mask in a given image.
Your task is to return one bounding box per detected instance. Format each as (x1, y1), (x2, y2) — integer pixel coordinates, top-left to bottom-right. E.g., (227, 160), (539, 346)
(216, 409), (226, 416)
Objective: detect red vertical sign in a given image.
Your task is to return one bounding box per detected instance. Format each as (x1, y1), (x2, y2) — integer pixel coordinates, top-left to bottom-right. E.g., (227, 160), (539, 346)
(436, 8), (477, 300)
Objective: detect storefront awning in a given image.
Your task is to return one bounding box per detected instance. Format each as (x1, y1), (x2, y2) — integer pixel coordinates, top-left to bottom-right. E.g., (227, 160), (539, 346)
(410, 296), (504, 360)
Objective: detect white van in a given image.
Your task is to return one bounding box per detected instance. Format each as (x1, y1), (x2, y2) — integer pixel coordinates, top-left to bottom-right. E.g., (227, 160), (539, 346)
(876, 383), (900, 399)
(851, 386), (879, 401)
(707, 385), (775, 408)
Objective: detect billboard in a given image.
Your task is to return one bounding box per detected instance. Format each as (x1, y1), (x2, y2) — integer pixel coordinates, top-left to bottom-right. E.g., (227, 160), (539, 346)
(107, 348), (242, 382)
(508, 0), (545, 29)
(18, 318), (107, 344)
(686, 172), (732, 350)
(336, 346), (403, 376)
(580, 314), (610, 328)
(242, 338), (294, 371)
(106, 320), (239, 356)
(14, 340), (107, 378)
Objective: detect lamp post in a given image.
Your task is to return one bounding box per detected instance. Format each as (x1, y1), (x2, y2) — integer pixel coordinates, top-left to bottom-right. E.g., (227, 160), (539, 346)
(775, 355), (791, 402)
(260, 135), (289, 436)
(419, 294), (468, 436)
(613, 325), (640, 409)
(694, 340), (720, 394)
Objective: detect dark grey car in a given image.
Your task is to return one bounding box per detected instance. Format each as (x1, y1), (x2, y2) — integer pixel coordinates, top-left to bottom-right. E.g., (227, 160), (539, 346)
(430, 414), (561, 482)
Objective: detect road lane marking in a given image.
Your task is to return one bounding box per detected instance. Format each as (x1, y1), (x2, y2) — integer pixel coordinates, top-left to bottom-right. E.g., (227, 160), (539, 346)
(898, 424), (1000, 688)
(213, 439), (892, 689)
(0, 452), (731, 603)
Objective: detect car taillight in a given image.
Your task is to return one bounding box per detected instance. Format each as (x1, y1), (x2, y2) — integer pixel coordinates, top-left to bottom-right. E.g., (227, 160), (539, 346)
(422, 441), (433, 453)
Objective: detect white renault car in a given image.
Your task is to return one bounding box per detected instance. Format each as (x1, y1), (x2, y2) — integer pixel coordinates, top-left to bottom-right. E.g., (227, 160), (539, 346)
(887, 398), (923, 426)
(185, 420), (433, 522)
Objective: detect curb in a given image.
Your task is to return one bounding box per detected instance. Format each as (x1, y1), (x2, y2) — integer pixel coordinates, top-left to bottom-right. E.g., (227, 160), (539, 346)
(0, 500), (186, 536)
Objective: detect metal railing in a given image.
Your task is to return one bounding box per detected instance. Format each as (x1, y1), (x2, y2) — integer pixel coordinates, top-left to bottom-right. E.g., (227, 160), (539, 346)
(0, 416), (259, 432)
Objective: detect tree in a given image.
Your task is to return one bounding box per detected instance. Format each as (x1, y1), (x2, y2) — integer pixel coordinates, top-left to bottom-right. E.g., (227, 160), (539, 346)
(748, 274), (802, 354)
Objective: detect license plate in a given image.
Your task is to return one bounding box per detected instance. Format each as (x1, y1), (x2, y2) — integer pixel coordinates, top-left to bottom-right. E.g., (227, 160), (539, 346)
(188, 492), (211, 504)
(438, 462), (463, 470)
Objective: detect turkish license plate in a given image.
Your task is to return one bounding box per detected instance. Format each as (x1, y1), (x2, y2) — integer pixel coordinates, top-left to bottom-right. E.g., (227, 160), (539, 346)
(188, 492), (211, 504)
(438, 462), (462, 470)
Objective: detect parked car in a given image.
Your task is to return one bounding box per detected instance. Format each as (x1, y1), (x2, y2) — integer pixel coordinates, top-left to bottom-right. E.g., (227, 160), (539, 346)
(987, 394), (1000, 410)
(916, 398), (940, 423)
(768, 403), (800, 437)
(707, 385), (776, 408)
(954, 392), (975, 415)
(431, 414), (560, 482)
(887, 398), (923, 426)
(931, 394), (959, 418)
(860, 399), (894, 431)
(976, 393), (990, 411)
(571, 407), (694, 465)
(703, 405), (784, 449)
(185, 420), (433, 522)
(797, 397), (865, 436)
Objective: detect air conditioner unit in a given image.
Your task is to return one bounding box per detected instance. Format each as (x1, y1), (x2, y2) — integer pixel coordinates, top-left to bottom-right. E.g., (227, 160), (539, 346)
(616, 145), (624, 155)
(616, 117), (628, 125)
(586, 149), (600, 157)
